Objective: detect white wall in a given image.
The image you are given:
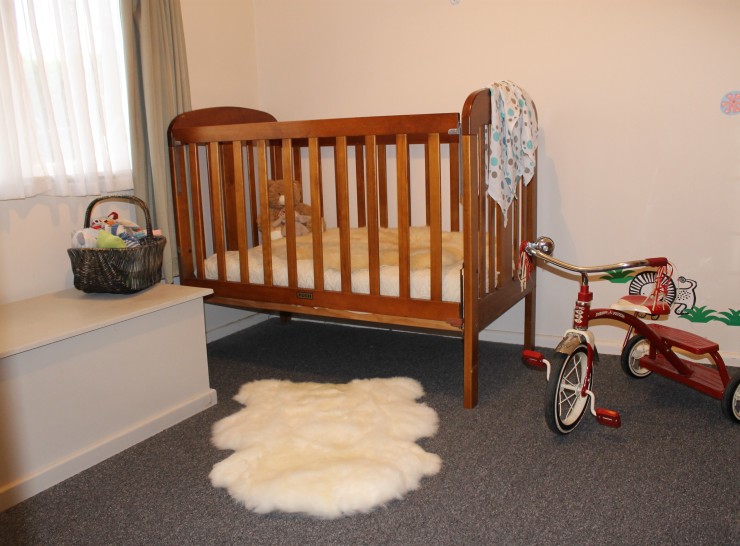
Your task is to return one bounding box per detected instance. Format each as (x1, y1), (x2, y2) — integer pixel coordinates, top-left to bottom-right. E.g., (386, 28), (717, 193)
(180, 0), (259, 109)
(183, 0), (739, 360)
(2, 1), (736, 362)
(0, 196), (131, 305)
(179, 0), (267, 340)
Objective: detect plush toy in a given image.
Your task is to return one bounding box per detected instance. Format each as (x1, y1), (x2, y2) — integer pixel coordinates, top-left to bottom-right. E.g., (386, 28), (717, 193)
(83, 210), (143, 248)
(283, 202), (315, 238)
(96, 230), (127, 249)
(71, 228), (99, 249)
(91, 211), (118, 230)
(260, 179), (322, 240)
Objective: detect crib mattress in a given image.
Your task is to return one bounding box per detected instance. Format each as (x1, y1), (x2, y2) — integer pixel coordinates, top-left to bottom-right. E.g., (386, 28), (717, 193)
(203, 226), (465, 302)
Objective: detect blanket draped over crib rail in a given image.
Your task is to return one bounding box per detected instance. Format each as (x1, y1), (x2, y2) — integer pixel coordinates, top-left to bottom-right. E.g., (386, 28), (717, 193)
(486, 81), (538, 226)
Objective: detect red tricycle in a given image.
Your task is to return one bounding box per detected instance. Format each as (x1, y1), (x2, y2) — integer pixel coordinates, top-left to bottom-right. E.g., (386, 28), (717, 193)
(519, 236), (740, 434)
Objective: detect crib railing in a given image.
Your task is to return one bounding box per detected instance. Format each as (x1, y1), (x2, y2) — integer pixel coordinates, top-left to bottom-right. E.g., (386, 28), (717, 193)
(170, 113), (462, 311)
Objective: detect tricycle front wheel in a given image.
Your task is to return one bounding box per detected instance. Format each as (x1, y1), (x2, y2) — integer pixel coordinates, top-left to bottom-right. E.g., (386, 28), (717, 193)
(545, 345), (592, 434)
(721, 374), (740, 423)
(621, 335), (653, 379)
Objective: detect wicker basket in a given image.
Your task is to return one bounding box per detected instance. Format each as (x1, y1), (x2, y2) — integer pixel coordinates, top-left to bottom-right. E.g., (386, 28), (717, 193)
(67, 195), (167, 294)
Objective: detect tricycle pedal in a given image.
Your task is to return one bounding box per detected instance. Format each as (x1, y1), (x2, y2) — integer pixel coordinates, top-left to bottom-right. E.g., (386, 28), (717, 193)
(522, 350), (551, 381)
(595, 408), (621, 428)
(522, 350), (546, 368)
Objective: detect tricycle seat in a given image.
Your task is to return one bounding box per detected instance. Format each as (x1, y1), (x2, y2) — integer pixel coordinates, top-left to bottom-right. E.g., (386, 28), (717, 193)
(611, 295), (671, 316)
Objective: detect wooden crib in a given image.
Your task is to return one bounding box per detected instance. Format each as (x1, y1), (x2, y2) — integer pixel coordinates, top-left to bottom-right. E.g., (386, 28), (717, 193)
(167, 88), (537, 408)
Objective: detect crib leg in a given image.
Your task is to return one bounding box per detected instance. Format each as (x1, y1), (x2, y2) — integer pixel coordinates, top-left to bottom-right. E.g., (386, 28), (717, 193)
(463, 326), (479, 409)
(279, 312), (292, 323)
(524, 289), (536, 350)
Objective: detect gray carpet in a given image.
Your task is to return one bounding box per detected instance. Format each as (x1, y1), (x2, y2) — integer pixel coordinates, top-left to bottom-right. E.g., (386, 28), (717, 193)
(1, 318), (738, 545)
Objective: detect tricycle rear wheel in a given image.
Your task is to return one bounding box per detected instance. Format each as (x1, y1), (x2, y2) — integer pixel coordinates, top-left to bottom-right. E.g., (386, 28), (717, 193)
(721, 374), (740, 423)
(621, 335), (653, 379)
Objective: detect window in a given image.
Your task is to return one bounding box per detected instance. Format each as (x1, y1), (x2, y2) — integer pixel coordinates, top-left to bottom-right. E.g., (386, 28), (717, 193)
(0, 0), (132, 200)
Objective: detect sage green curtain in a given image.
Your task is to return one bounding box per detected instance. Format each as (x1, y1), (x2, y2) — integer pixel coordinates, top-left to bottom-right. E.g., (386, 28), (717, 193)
(119, 0), (191, 282)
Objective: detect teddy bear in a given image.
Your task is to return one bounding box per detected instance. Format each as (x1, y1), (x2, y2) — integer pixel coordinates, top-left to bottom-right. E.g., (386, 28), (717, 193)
(260, 179), (321, 240)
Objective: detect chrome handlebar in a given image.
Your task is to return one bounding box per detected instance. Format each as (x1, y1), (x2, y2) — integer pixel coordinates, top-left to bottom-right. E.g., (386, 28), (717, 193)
(524, 236), (668, 274)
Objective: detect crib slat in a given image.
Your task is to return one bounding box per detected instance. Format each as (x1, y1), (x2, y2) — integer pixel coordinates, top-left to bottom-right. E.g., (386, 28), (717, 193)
(513, 184), (520, 280)
(170, 144), (194, 279)
(377, 144), (388, 228)
(424, 145), (431, 226)
(396, 134), (411, 299)
(308, 137), (324, 291)
(247, 143), (260, 246)
(488, 197), (495, 292)
(449, 141), (460, 231)
(481, 210), (489, 295)
(271, 142), (282, 180)
(292, 145), (302, 186)
(188, 143), (206, 280)
(354, 143), (366, 228)
(220, 143), (238, 250)
(282, 139), (298, 288)
(231, 141), (250, 283)
(335, 136), (352, 293)
(428, 133), (442, 301)
(519, 178), (527, 250)
(520, 160), (538, 246)
(477, 126), (488, 295)
(496, 197), (513, 287)
(257, 140), (273, 285)
(365, 135), (381, 296)
(208, 142), (227, 281)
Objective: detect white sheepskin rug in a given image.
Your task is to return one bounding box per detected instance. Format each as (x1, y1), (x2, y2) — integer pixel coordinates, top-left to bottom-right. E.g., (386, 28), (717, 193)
(209, 377), (441, 518)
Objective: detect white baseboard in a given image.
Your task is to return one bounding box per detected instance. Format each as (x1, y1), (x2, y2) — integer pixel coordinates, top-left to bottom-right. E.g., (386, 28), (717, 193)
(0, 389), (217, 513)
(203, 314), (740, 368)
(206, 313), (269, 344)
(479, 329), (740, 367)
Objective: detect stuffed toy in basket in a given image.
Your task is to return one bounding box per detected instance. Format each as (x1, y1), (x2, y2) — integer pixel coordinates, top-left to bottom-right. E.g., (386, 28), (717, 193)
(67, 195), (166, 294)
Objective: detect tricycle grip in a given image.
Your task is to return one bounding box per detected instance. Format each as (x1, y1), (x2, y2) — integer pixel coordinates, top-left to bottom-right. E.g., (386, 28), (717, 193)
(646, 257), (668, 267)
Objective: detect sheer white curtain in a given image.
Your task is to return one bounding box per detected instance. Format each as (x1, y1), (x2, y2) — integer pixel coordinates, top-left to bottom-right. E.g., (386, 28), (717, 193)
(0, 0), (132, 200)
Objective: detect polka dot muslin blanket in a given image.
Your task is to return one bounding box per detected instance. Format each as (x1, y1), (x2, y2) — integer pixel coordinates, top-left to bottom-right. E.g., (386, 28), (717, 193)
(486, 81), (538, 226)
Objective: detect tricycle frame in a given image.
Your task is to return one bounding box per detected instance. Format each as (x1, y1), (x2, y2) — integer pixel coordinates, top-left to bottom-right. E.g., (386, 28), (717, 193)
(521, 237), (739, 433)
